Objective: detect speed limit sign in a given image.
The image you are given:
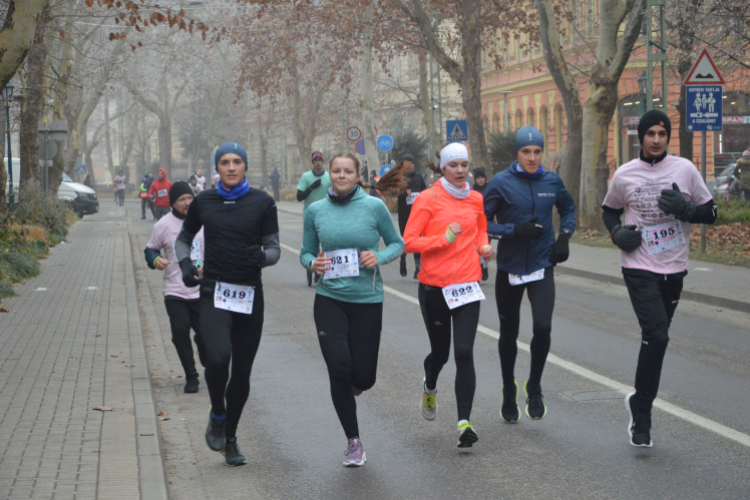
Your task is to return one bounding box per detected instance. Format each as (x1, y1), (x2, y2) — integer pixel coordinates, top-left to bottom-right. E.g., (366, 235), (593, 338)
(346, 127), (362, 142)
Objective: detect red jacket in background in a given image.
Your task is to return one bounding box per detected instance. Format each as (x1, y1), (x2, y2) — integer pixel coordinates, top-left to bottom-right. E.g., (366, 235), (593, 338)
(148, 169), (173, 207)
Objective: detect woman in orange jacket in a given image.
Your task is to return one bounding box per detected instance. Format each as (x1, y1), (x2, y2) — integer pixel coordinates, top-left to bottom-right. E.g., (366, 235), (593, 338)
(403, 142), (494, 449)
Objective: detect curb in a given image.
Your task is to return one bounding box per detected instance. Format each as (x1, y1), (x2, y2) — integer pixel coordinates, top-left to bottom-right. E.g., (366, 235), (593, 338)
(278, 205), (750, 314)
(125, 217), (170, 500)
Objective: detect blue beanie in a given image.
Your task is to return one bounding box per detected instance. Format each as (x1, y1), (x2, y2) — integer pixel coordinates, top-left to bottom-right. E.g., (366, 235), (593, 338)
(214, 142), (248, 170)
(514, 126), (545, 155)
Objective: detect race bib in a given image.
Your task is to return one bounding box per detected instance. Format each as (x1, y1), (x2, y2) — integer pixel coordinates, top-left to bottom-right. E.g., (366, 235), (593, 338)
(509, 268), (545, 286)
(643, 220), (686, 255)
(157, 189), (168, 198)
(442, 282), (485, 310)
(324, 249), (360, 280)
(214, 282), (254, 314)
(406, 192), (418, 205)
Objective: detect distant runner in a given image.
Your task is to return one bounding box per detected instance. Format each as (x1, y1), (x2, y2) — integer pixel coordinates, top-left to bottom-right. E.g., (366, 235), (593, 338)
(297, 151), (332, 286)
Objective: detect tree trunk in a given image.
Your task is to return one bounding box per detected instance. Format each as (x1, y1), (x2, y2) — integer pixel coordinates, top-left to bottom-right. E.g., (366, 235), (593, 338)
(0, 119), (6, 214)
(360, 4), (382, 178)
(104, 97), (115, 179)
(0, 0), (51, 90)
(18, 19), (47, 187)
(418, 54), (438, 159)
(157, 118), (172, 176)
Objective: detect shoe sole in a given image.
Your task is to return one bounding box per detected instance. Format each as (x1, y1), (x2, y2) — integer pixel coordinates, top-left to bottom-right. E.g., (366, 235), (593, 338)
(222, 453), (247, 467)
(457, 428), (478, 448)
(524, 381), (547, 420)
(343, 452), (366, 467)
(205, 407), (225, 452)
(625, 393), (653, 448)
(500, 381), (520, 424)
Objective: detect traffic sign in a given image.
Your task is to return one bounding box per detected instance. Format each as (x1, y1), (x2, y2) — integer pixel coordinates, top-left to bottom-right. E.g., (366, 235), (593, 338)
(379, 165), (392, 177)
(446, 120), (468, 141)
(38, 140), (57, 159)
(76, 163), (87, 176)
(683, 49), (725, 85)
(355, 140), (366, 155)
(376, 135), (394, 152)
(346, 127), (362, 142)
(686, 86), (722, 132)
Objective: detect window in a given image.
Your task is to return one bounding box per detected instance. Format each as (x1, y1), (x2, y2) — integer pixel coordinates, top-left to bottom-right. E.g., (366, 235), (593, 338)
(527, 108), (536, 128)
(493, 114), (500, 132)
(516, 109), (524, 130)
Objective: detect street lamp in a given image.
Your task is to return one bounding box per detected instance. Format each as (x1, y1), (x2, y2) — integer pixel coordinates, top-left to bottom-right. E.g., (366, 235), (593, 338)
(1, 82), (14, 212)
(637, 71), (648, 104)
(497, 90), (513, 133)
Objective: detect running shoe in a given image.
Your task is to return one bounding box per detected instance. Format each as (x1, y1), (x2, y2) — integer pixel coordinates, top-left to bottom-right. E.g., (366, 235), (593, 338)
(419, 377), (437, 421)
(500, 381), (519, 423)
(400, 259), (407, 277)
(481, 267), (489, 282)
(184, 377), (199, 394)
(413, 265), (420, 280)
(625, 393), (653, 448)
(222, 437), (247, 467)
(205, 407), (226, 452)
(524, 381), (547, 420)
(457, 422), (478, 448)
(343, 438), (366, 467)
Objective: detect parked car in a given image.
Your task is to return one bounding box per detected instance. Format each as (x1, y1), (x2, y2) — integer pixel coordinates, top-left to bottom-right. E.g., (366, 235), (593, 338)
(59, 172), (98, 217)
(713, 164), (737, 200)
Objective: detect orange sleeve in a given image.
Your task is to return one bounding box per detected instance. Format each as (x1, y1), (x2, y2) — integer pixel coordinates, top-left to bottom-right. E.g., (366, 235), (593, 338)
(403, 195), (450, 254)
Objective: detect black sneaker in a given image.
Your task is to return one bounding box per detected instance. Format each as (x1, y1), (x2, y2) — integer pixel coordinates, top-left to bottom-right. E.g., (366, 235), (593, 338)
(141, 215), (146, 220)
(222, 437), (247, 467)
(205, 408), (226, 452)
(400, 260), (407, 277)
(524, 381), (547, 420)
(482, 267), (489, 282)
(184, 377), (199, 394)
(500, 381), (519, 423)
(413, 266), (420, 280)
(625, 393), (653, 447)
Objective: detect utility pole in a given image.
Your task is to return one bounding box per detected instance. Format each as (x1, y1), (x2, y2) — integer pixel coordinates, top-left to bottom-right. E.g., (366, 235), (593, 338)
(646, 0), (668, 111)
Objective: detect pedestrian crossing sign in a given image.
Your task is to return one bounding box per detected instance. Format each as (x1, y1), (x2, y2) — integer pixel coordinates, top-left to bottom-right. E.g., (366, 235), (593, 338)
(446, 120), (468, 142)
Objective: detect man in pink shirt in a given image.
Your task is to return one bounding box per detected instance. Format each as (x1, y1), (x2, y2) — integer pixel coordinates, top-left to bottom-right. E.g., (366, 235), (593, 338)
(145, 181), (207, 393)
(602, 109), (717, 448)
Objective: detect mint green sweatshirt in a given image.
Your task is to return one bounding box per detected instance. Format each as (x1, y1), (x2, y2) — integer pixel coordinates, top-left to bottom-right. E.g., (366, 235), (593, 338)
(300, 187), (404, 303)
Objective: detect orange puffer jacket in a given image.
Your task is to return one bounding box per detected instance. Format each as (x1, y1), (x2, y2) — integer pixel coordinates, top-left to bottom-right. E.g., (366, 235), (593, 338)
(403, 181), (489, 288)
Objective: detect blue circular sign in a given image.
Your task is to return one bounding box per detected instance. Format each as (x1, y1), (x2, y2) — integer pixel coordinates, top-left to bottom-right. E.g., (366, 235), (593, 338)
(379, 165), (392, 177)
(376, 134), (394, 152)
(355, 140), (366, 155)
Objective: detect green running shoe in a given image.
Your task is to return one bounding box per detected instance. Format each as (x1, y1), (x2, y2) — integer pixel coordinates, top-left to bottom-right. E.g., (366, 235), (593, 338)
(420, 378), (437, 421)
(457, 422), (478, 448)
(222, 437), (247, 467)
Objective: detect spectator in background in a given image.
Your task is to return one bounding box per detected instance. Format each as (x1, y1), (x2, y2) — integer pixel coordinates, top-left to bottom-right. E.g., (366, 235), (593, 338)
(472, 168), (487, 195)
(83, 174), (93, 188)
(269, 167), (281, 202)
(195, 168), (207, 189)
(114, 170), (126, 207)
(189, 175), (203, 196)
(736, 149), (750, 201)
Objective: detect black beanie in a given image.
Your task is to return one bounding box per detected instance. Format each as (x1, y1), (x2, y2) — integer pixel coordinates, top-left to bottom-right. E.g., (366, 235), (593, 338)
(638, 109), (671, 145)
(169, 181), (194, 206)
(403, 154), (415, 162)
(473, 167), (486, 179)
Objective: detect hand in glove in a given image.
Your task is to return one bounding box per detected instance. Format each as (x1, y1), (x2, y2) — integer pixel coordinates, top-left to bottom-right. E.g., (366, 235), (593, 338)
(246, 244), (265, 267)
(549, 231), (570, 265)
(658, 183), (696, 222)
(179, 258), (201, 287)
(514, 217), (544, 239)
(611, 225), (642, 252)
(309, 179), (323, 190)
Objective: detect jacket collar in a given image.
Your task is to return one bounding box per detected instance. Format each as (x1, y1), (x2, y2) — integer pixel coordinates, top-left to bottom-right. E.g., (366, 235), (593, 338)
(639, 149), (668, 166)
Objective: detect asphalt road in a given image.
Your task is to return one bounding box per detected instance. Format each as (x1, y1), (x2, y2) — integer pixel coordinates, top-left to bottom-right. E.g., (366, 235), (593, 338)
(123, 200), (750, 500)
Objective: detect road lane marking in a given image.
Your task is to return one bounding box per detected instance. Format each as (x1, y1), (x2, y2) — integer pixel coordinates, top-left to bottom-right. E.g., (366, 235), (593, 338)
(279, 242), (750, 448)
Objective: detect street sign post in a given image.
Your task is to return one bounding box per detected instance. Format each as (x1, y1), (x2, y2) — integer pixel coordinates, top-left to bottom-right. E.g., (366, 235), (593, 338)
(446, 120), (468, 142)
(346, 127), (362, 142)
(355, 140), (366, 155)
(684, 49), (723, 255)
(376, 135), (393, 152)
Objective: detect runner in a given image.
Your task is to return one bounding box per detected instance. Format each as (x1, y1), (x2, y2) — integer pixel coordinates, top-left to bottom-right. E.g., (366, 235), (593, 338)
(396, 154), (426, 279)
(114, 170), (126, 207)
(144, 181), (207, 393)
(189, 175), (203, 196)
(483, 126), (576, 423)
(297, 151), (332, 286)
(195, 168), (207, 190)
(140, 172), (155, 220)
(148, 169), (173, 221)
(472, 168), (489, 281)
(403, 142), (494, 448)
(300, 153), (405, 467)
(601, 110), (717, 447)
(175, 141), (280, 466)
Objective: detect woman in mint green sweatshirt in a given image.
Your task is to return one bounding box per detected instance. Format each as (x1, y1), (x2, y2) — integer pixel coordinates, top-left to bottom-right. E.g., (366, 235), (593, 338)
(300, 153), (404, 467)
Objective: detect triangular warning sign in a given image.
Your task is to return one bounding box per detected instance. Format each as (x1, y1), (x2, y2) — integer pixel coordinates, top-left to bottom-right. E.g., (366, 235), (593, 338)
(448, 123), (466, 140)
(683, 49), (725, 85)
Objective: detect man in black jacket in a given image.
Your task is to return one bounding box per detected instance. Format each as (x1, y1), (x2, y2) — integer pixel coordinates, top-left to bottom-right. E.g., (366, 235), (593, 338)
(397, 154), (426, 278)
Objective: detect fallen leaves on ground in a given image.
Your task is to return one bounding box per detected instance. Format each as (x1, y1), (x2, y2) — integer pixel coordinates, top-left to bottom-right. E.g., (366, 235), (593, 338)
(0, 308), (7, 313)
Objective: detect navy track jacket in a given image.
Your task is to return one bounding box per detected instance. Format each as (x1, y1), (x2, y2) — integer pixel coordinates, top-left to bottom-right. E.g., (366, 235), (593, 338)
(483, 163), (576, 276)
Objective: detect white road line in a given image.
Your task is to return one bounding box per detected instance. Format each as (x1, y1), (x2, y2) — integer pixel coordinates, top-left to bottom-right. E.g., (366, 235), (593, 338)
(279, 242), (750, 448)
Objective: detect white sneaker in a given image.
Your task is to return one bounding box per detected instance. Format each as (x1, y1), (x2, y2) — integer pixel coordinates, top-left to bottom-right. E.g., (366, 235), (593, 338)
(420, 377), (437, 421)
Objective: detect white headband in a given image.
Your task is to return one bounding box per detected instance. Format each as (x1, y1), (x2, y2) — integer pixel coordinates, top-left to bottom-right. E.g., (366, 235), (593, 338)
(439, 142), (470, 170)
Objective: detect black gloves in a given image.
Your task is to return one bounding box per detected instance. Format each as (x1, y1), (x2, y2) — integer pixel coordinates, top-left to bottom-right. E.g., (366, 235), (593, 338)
(658, 183), (696, 222)
(611, 225), (642, 252)
(514, 217), (544, 239)
(179, 258), (201, 287)
(549, 231), (570, 265)
(246, 244), (265, 267)
(309, 179), (322, 190)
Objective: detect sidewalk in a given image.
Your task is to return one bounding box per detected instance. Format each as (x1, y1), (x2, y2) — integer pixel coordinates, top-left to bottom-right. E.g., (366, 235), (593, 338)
(0, 207), (167, 499)
(276, 200), (750, 313)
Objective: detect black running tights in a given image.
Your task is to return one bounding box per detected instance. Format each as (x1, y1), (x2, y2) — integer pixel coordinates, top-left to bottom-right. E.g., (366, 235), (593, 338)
(164, 298), (207, 379)
(314, 295), (382, 440)
(418, 284), (480, 422)
(199, 285), (264, 439)
(495, 268), (555, 389)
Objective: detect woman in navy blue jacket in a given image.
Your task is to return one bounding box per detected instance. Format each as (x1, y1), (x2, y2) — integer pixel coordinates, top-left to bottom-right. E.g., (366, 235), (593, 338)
(483, 126), (576, 424)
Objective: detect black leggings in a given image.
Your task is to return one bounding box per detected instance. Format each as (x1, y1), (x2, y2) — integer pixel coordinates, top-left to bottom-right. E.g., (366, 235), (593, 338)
(313, 295), (382, 440)
(164, 298), (207, 378)
(199, 284), (264, 439)
(622, 269), (685, 413)
(418, 284), (480, 422)
(495, 267), (555, 389)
